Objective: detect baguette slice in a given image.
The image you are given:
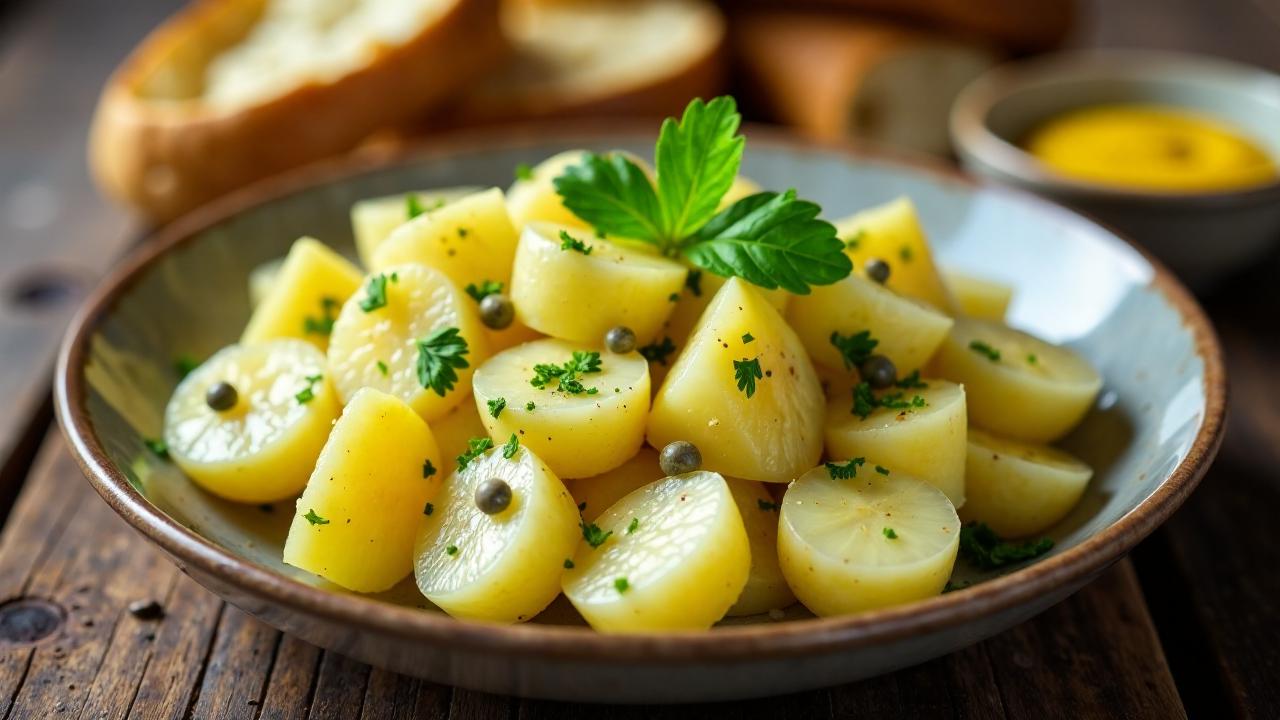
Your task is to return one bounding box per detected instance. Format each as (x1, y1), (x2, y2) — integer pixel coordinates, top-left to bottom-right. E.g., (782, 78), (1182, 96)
(90, 0), (507, 223)
(733, 13), (997, 156)
(440, 0), (726, 124)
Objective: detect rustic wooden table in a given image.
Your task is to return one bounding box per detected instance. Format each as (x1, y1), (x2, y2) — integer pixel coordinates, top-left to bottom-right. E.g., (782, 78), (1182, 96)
(0, 0), (1277, 717)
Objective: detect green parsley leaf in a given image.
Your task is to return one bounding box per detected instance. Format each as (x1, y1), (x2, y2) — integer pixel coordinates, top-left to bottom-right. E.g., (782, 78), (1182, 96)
(406, 194), (427, 219)
(488, 397), (506, 418)
(359, 274), (393, 312)
(757, 498), (781, 512)
(423, 460), (436, 478)
(639, 336), (677, 366)
(174, 355), (201, 379)
(830, 330), (878, 370)
(878, 392), (926, 411)
(614, 577), (630, 593)
(445, 545), (459, 556)
(295, 374), (323, 404)
(883, 527), (898, 539)
(581, 520), (613, 549)
(456, 436), (493, 472)
(304, 509), (329, 526)
(303, 296), (341, 336)
(515, 163), (534, 181)
(683, 190), (851, 294)
(424, 502), (434, 516)
(969, 340), (1001, 362)
(559, 230), (594, 255)
(874, 465), (890, 475)
(656, 96), (745, 239)
(741, 332), (754, 344)
(465, 279), (504, 303)
(826, 457), (865, 479)
(852, 382), (876, 419)
(554, 152), (664, 241)
(376, 360), (389, 376)
(895, 369), (927, 389)
(416, 327), (470, 396)
(958, 522), (1053, 569)
(626, 517), (639, 535)
(685, 269), (703, 297)
(143, 438), (169, 460)
(733, 357), (763, 398)
(525, 401), (536, 411)
(502, 433), (519, 459)
(563, 558), (575, 569)
(530, 351), (602, 395)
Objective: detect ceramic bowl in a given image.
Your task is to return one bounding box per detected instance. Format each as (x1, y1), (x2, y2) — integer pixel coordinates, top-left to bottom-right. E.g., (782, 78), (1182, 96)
(56, 127), (1225, 703)
(950, 50), (1280, 291)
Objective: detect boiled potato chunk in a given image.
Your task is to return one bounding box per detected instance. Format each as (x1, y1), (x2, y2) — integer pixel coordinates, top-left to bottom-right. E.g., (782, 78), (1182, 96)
(471, 338), (650, 478)
(414, 443), (580, 623)
(725, 479), (795, 616)
(282, 388), (443, 592)
(566, 447), (663, 522)
(351, 186), (480, 268)
(371, 188), (520, 291)
(945, 270), (1013, 321)
(327, 263), (490, 422)
(164, 339), (338, 503)
(824, 380), (967, 507)
(778, 466), (959, 616)
(932, 317), (1102, 442)
(510, 222), (686, 344)
(835, 197), (958, 313)
(241, 237), (363, 352)
(506, 150), (594, 230)
(961, 428), (1093, 538)
(786, 272), (953, 374)
(648, 278), (824, 484)
(562, 471), (749, 632)
(427, 396), (489, 478)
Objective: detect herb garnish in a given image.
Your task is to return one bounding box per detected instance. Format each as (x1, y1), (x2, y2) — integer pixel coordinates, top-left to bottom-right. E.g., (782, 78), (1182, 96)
(376, 360), (389, 376)
(899, 246), (914, 263)
(614, 577), (630, 593)
(423, 460), (436, 478)
(553, 97), (850, 294)
(830, 330), (878, 370)
(563, 558), (575, 569)
(733, 357), (763, 398)
(465, 280), (504, 303)
(424, 502), (434, 516)
(502, 433), (520, 459)
(406, 194), (427, 219)
(883, 527), (898, 539)
(456, 437), (494, 472)
(416, 327), (470, 396)
(852, 382), (877, 419)
(843, 228), (865, 250)
(895, 369), (928, 389)
(526, 401), (536, 411)
(684, 269), (703, 297)
(295, 374), (323, 404)
(304, 509), (329, 526)
(878, 392), (927, 411)
(581, 520), (613, 549)
(626, 517), (640, 535)
(741, 332), (754, 344)
(515, 163), (534, 181)
(303, 297), (341, 335)
(174, 355), (201, 379)
(530, 351), (602, 395)
(958, 522), (1053, 569)
(143, 438), (169, 460)
(874, 465), (890, 475)
(1027, 353), (1039, 365)
(639, 337), (677, 365)
(559, 230), (593, 255)
(445, 545), (459, 556)
(825, 457), (865, 479)
(757, 498), (781, 512)
(488, 397), (506, 418)
(359, 273), (395, 312)
(851, 382), (924, 418)
(969, 340), (1001, 362)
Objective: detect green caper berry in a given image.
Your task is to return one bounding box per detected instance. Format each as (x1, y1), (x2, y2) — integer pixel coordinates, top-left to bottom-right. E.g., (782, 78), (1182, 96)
(478, 293), (515, 330)
(859, 354), (897, 389)
(865, 258), (891, 284)
(659, 440), (702, 476)
(604, 326), (637, 354)
(205, 381), (238, 411)
(475, 478), (513, 514)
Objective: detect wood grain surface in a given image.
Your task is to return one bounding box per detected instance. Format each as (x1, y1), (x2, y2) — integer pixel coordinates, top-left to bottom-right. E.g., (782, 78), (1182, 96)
(0, 0), (1276, 717)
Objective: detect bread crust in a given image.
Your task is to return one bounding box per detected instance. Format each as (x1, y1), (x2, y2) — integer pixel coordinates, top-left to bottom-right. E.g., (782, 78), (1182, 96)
(89, 0), (508, 223)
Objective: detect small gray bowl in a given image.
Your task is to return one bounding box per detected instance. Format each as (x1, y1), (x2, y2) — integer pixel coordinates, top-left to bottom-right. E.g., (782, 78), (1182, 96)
(951, 50), (1280, 290)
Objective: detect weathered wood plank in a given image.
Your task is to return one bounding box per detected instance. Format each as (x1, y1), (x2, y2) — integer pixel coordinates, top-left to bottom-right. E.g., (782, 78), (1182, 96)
(258, 635), (323, 720)
(188, 606), (279, 719)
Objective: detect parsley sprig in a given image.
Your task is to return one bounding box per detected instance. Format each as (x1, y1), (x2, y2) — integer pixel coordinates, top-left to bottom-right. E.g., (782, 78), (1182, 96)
(456, 436), (494, 472)
(359, 273), (395, 312)
(416, 327), (470, 396)
(826, 457), (865, 479)
(733, 357), (763, 398)
(530, 351), (602, 395)
(553, 97), (851, 294)
(465, 280), (504, 303)
(830, 330), (878, 370)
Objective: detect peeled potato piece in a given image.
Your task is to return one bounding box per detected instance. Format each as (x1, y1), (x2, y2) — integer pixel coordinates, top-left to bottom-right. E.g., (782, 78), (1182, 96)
(414, 442), (580, 623)
(511, 222), (687, 344)
(786, 271), (953, 374)
(961, 428), (1093, 538)
(562, 471), (750, 633)
(565, 447), (663, 522)
(648, 277), (825, 484)
(164, 339), (338, 503)
(506, 150), (594, 231)
(725, 479), (796, 616)
(427, 395), (490, 478)
(283, 388), (443, 593)
(835, 196), (958, 313)
(372, 188), (520, 290)
(351, 186), (481, 268)
(944, 269), (1013, 321)
(932, 316), (1102, 442)
(241, 237), (363, 352)
(824, 379), (967, 507)
(472, 338), (650, 478)
(327, 263), (490, 422)
(778, 466), (959, 616)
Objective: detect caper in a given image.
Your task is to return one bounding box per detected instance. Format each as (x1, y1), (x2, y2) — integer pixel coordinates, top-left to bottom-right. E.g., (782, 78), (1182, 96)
(205, 381), (239, 411)
(864, 258), (891, 284)
(604, 326), (637, 354)
(659, 440), (702, 476)
(478, 293), (515, 330)
(859, 354), (897, 389)
(475, 477), (513, 514)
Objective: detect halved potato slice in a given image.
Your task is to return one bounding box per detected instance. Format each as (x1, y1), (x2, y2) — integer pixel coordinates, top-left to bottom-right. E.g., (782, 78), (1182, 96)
(944, 269), (1013, 321)
(565, 447), (663, 522)
(961, 428), (1093, 538)
(471, 338), (650, 478)
(241, 237), (363, 352)
(561, 471), (749, 632)
(351, 186), (480, 268)
(834, 196), (958, 313)
(164, 339), (337, 503)
(414, 442), (580, 623)
(282, 388), (443, 593)
(931, 316), (1101, 442)
(778, 466), (959, 616)
(327, 263), (490, 422)
(725, 479), (795, 616)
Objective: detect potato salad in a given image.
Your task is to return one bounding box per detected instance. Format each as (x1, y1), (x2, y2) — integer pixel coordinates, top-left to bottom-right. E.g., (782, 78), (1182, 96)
(159, 97), (1102, 632)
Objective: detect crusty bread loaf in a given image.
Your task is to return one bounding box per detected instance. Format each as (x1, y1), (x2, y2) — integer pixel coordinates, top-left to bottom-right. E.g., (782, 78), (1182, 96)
(733, 12), (998, 155)
(90, 0), (507, 223)
(436, 0), (727, 124)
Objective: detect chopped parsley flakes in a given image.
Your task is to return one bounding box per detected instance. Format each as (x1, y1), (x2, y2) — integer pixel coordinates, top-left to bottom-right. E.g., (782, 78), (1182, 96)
(295, 374), (323, 404)
(502, 433), (520, 459)
(465, 280), (504, 303)
(958, 522), (1053, 569)
(830, 330), (878, 370)
(852, 382), (925, 418)
(143, 438), (169, 460)
(741, 332), (754, 344)
(359, 273), (395, 312)
(563, 558), (575, 569)
(559, 230), (593, 255)
(614, 577), (630, 593)
(895, 369), (927, 389)
(1027, 353), (1039, 365)
(969, 340), (1001, 362)
(639, 336), (677, 366)
(626, 517), (640, 535)
(376, 360), (389, 377)
(734, 357), (763, 398)
(825, 457), (865, 479)
(174, 355), (201, 379)
(852, 382), (877, 419)
(303, 297), (341, 336)
(406, 194), (427, 219)
(416, 327), (470, 396)
(525, 401), (536, 411)
(883, 527), (898, 539)
(487, 397), (507, 418)
(530, 351), (602, 395)
(303, 509), (329, 526)
(874, 465), (890, 475)
(581, 520), (613, 549)
(456, 436), (494, 472)
(515, 163), (534, 181)
(445, 545), (459, 556)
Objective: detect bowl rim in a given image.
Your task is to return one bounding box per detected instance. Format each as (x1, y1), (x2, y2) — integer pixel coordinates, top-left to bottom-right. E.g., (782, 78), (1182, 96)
(56, 122), (1227, 664)
(950, 48), (1280, 206)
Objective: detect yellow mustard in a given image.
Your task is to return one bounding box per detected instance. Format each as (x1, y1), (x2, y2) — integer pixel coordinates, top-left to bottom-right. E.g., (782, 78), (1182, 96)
(1024, 104), (1276, 192)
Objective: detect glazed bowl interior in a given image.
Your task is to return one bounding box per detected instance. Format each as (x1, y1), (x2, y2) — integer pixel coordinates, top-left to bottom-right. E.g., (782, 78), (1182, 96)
(56, 129), (1223, 700)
